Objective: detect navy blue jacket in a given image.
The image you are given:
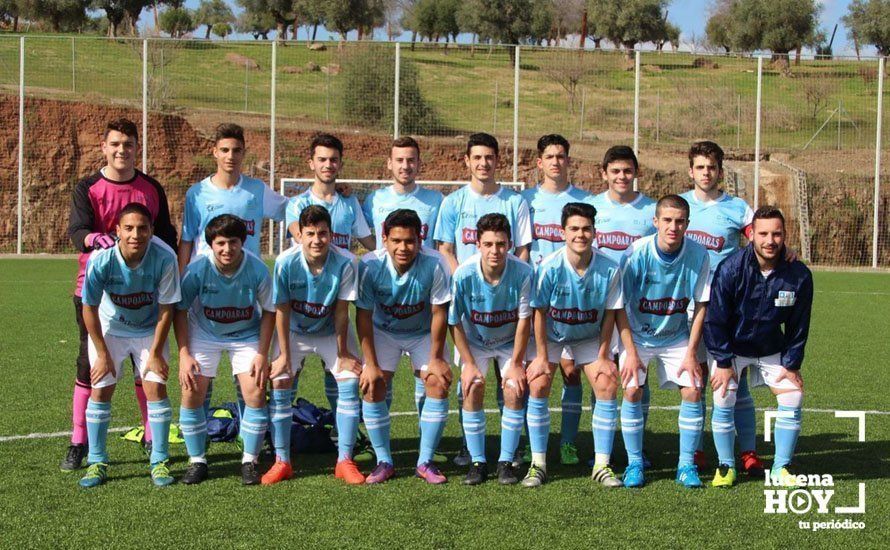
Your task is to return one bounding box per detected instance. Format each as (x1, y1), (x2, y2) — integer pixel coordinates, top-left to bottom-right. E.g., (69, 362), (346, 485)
(704, 244), (813, 370)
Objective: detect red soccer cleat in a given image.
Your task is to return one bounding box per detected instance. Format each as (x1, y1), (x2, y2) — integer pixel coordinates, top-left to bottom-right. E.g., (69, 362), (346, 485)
(260, 459), (293, 486)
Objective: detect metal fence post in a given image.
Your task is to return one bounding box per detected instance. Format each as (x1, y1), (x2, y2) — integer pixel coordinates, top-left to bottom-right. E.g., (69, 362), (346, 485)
(17, 36), (24, 255)
(71, 36), (76, 93)
(270, 40), (277, 256)
(394, 42), (400, 139)
(633, 50), (641, 191)
(142, 39), (148, 171)
(513, 45), (520, 183)
(754, 55), (763, 208)
(873, 57), (885, 269)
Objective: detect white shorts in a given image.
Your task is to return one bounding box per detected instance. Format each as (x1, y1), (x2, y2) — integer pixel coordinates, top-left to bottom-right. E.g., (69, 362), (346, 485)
(190, 338), (260, 378)
(528, 339), (599, 366)
(273, 330), (360, 381)
(372, 328), (451, 373)
(88, 332), (169, 389)
(460, 346), (520, 378)
(708, 353), (799, 392)
(619, 340), (701, 390)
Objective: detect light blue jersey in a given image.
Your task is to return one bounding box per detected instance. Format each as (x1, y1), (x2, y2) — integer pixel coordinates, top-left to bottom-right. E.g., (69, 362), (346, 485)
(620, 235), (711, 348)
(181, 175), (287, 258)
(433, 186), (532, 264)
(356, 247), (451, 337)
(531, 247), (623, 344)
(82, 237), (181, 338)
(178, 251), (274, 343)
(521, 184), (595, 267)
(590, 191), (657, 264)
(448, 254), (533, 351)
(680, 190), (754, 276)
(362, 185), (444, 249)
(272, 244), (358, 336)
(285, 188), (371, 250)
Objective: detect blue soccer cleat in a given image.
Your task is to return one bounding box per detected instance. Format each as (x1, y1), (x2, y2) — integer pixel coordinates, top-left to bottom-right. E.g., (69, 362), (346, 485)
(623, 461), (645, 488)
(676, 464), (703, 488)
(79, 463), (107, 488)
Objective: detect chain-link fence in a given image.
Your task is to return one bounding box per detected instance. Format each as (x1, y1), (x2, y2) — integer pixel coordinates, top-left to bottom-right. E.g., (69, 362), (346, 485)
(0, 36), (887, 267)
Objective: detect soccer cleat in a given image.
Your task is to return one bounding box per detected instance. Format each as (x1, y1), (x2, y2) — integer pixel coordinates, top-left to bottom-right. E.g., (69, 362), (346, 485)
(591, 465), (623, 488)
(142, 439), (153, 459)
(676, 464), (703, 488)
(522, 445), (532, 465)
(432, 452), (448, 464)
(353, 437), (375, 462)
(642, 450), (653, 469)
(415, 462), (447, 485)
(78, 463), (107, 488)
(181, 462), (209, 485)
(511, 446), (525, 468)
(560, 443), (579, 465)
(365, 462), (395, 484)
(150, 461), (175, 487)
(60, 444), (87, 471)
(241, 462), (261, 486)
(496, 461), (519, 485)
(335, 459), (366, 485)
(623, 461), (645, 488)
(769, 465), (800, 488)
(521, 464), (547, 488)
(711, 464), (737, 488)
(453, 445), (471, 467)
(463, 461), (488, 486)
(740, 450), (766, 478)
(261, 460), (293, 486)
(694, 450), (708, 471)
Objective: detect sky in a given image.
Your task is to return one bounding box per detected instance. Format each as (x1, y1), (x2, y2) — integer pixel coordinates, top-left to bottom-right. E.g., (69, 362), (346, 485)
(170, 0), (870, 57)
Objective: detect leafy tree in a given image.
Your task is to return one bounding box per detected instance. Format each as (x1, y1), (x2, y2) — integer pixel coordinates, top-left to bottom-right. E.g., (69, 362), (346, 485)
(529, 0), (554, 45)
(158, 6), (193, 37)
(294, 0), (326, 43)
(588, 0), (669, 58)
(843, 0), (890, 56)
(326, 0), (384, 41)
(237, 0), (294, 40)
(211, 21), (231, 38)
(711, 0), (820, 58)
(235, 6), (274, 39)
(194, 0), (234, 39)
(92, 0), (152, 36)
(705, 1), (733, 53)
(1, 0), (21, 31)
(19, 0), (89, 32)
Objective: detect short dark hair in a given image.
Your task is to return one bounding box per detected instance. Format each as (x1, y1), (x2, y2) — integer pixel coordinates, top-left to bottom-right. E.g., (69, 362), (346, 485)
(476, 213), (511, 240)
(204, 214), (247, 245)
(214, 123), (245, 146)
(752, 205), (786, 229)
(655, 194), (690, 218)
(688, 140), (724, 171)
(601, 145), (638, 171)
(537, 134), (570, 157)
(104, 118), (138, 141)
(383, 208), (422, 238)
(392, 136), (420, 155)
(561, 202), (597, 227)
(298, 204), (332, 231)
(466, 132), (499, 157)
(117, 202), (153, 225)
(310, 133), (344, 158)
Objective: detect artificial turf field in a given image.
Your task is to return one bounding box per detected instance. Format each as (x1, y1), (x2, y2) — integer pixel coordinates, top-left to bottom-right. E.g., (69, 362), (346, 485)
(0, 258), (887, 549)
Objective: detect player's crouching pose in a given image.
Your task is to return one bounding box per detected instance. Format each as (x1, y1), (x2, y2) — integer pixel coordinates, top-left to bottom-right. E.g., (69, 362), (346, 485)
(526, 203), (624, 488)
(174, 215), (275, 486)
(78, 203), (180, 488)
(269, 205), (364, 485)
(618, 195), (711, 489)
(705, 206), (812, 488)
(356, 209), (453, 484)
(450, 213), (533, 486)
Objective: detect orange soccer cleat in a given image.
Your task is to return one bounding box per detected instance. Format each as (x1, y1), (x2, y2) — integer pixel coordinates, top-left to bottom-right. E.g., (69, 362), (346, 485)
(335, 459), (366, 485)
(260, 460), (293, 486)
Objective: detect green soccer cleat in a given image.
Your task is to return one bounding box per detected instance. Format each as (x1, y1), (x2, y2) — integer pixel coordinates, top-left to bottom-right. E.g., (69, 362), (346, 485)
(521, 464), (547, 488)
(78, 463), (108, 488)
(769, 465), (800, 488)
(150, 460), (175, 487)
(432, 452), (448, 464)
(712, 464), (737, 488)
(560, 443), (579, 465)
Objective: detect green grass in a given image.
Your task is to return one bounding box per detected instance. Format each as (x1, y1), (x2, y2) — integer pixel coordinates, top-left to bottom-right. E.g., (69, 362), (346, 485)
(0, 259), (888, 547)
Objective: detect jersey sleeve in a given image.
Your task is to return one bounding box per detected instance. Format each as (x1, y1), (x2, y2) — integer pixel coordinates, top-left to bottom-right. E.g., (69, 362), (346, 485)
(433, 196), (457, 244)
(693, 254), (712, 303)
(68, 176), (97, 252)
(177, 266), (200, 311)
(262, 186), (288, 222)
(284, 197), (301, 234)
(146, 175), (179, 252)
(430, 259), (452, 305)
(447, 276), (463, 326)
(361, 192), (375, 229)
(703, 259), (736, 367)
(513, 197), (533, 248)
(604, 266), (624, 310)
(781, 269), (814, 371)
(338, 258), (359, 301)
(257, 269), (275, 313)
(181, 187), (199, 243)
(81, 253), (106, 306)
(355, 259), (375, 311)
(157, 255), (182, 305)
(349, 196), (372, 239)
(518, 271), (533, 318)
(741, 202), (755, 239)
(272, 259), (289, 305)
(530, 266), (552, 310)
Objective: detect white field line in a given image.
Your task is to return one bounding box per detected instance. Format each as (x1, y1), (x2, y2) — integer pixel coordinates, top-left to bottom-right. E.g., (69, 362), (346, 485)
(2, 405), (887, 444)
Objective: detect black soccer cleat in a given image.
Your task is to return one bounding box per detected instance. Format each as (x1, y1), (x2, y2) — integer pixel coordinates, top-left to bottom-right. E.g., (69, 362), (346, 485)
(60, 444), (88, 471)
(241, 462), (261, 486)
(182, 462), (209, 485)
(463, 461), (488, 486)
(497, 461), (519, 485)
